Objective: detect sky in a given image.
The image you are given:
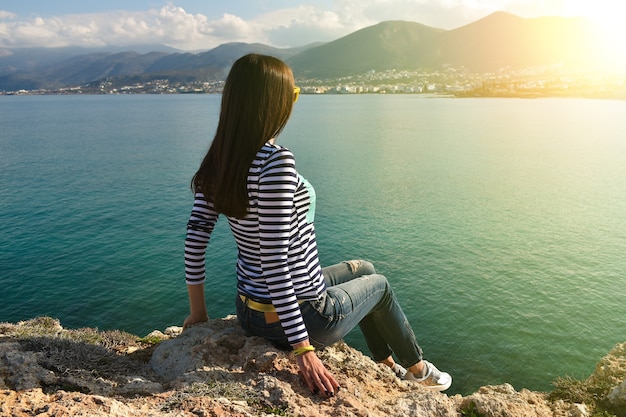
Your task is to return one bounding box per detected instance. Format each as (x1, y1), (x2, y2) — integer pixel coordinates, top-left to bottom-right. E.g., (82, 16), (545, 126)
(0, 0), (624, 52)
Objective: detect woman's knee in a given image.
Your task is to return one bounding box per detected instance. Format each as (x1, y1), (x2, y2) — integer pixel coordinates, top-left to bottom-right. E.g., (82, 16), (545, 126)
(345, 259), (376, 276)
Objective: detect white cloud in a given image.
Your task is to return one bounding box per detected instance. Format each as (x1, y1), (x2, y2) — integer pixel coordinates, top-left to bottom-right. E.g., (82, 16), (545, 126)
(254, 5), (358, 47)
(0, 6), (231, 49)
(0, 10), (17, 19)
(0, 5), (310, 50)
(257, 0), (562, 48)
(0, 1), (607, 51)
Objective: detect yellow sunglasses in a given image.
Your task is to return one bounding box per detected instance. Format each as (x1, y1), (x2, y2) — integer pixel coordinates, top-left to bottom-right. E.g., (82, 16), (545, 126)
(294, 87), (301, 103)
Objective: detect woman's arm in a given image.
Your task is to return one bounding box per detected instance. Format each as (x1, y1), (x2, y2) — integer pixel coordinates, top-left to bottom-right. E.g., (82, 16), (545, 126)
(258, 147), (339, 396)
(183, 283), (209, 329)
(258, 148), (308, 344)
(183, 193), (219, 328)
(292, 340), (340, 396)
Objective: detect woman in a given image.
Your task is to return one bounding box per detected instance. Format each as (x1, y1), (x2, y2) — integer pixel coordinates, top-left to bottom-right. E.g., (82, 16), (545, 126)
(183, 53), (452, 396)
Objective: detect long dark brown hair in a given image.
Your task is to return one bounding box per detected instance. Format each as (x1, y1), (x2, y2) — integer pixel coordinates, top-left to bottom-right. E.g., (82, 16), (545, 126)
(191, 54), (296, 218)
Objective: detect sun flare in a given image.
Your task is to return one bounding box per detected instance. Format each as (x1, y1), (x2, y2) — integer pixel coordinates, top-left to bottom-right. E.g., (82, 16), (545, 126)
(563, 2), (626, 72)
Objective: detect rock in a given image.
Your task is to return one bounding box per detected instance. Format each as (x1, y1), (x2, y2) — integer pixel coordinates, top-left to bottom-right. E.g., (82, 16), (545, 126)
(460, 384), (553, 417)
(0, 389), (143, 417)
(1, 316), (625, 417)
(394, 390), (460, 416)
(150, 316), (251, 381)
(0, 342), (58, 390)
(590, 341), (626, 414)
(607, 377), (626, 409)
(591, 342), (626, 386)
(164, 326), (183, 337)
(144, 330), (166, 340)
(116, 376), (163, 396)
(568, 403), (590, 417)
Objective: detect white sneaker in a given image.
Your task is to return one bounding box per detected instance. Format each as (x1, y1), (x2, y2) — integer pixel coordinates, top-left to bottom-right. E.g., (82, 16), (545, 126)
(403, 360), (452, 391)
(391, 363), (407, 379)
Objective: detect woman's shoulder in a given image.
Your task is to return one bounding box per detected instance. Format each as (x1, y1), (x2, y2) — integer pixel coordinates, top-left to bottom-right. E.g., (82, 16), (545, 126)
(252, 143), (297, 177)
(262, 141), (292, 153)
(258, 142), (295, 162)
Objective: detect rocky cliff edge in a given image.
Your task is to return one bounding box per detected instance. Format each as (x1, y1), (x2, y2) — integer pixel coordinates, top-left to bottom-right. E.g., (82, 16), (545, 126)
(1, 316), (625, 417)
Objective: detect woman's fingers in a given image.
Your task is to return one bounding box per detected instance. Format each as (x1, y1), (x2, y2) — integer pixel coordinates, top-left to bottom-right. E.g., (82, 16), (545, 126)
(322, 369), (340, 396)
(307, 372), (331, 397)
(297, 353), (339, 397)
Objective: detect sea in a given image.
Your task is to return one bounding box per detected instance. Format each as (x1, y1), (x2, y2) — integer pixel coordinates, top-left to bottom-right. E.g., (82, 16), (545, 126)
(1, 93), (625, 396)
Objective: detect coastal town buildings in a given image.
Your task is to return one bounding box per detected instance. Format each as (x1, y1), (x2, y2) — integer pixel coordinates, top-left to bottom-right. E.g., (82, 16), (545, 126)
(2, 66), (624, 99)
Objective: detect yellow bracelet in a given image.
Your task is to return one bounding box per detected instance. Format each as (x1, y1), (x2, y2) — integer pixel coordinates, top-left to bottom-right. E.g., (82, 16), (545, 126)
(293, 346), (316, 356)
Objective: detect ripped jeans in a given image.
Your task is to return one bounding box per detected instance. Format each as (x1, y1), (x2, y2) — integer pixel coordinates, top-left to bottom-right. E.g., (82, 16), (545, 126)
(235, 260), (424, 368)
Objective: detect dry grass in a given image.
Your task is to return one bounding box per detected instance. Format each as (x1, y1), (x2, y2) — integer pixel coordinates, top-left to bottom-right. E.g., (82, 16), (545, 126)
(550, 375), (622, 417)
(1, 316), (159, 390)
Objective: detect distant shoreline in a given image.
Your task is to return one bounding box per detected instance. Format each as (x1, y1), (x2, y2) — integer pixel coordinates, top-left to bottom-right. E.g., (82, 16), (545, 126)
(2, 91), (624, 100)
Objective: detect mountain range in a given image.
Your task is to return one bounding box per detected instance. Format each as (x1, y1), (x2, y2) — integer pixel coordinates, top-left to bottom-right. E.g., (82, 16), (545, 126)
(0, 12), (603, 91)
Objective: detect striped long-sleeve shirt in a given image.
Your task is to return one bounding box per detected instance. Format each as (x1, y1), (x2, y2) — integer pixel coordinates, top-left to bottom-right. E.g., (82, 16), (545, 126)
(184, 142), (326, 345)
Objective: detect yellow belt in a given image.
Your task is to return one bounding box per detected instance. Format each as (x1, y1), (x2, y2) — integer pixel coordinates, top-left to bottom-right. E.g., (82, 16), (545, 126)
(239, 294), (305, 312)
(239, 294), (277, 313)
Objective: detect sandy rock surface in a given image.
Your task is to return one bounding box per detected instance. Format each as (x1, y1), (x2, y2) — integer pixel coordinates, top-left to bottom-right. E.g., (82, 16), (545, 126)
(1, 316), (624, 417)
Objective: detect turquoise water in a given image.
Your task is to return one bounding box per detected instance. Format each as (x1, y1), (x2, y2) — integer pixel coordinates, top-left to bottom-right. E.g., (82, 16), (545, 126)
(1, 94), (625, 395)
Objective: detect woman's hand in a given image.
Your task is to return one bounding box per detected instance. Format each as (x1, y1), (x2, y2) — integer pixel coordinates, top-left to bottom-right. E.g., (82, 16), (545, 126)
(294, 345), (340, 397)
(184, 283), (209, 330)
(183, 312), (209, 330)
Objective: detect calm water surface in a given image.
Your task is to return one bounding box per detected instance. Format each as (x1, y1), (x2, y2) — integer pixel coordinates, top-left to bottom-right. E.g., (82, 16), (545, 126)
(1, 94), (625, 395)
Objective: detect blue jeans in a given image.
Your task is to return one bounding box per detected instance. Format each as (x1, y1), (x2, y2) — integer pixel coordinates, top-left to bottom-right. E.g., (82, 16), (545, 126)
(236, 260), (424, 368)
